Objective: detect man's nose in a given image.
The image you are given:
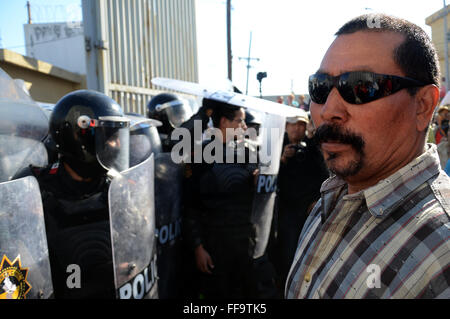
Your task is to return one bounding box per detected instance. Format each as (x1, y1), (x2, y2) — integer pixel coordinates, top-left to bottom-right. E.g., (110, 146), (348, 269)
(320, 87), (349, 125)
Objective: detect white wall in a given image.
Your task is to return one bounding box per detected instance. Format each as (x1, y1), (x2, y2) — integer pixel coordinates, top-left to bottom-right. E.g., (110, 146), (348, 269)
(24, 22), (86, 75)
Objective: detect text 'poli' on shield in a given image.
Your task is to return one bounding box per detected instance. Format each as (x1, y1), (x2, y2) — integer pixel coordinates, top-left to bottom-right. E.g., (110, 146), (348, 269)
(256, 175), (277, 194)
(118, 258), (157, 299)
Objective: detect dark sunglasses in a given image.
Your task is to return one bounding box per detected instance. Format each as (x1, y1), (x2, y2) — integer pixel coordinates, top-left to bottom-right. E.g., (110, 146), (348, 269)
(308, 71), (426, 105)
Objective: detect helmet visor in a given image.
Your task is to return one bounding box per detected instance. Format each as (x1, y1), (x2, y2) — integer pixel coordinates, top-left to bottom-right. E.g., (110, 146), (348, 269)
(129, 118), (162, 167)
(156, 99), (193, 128)
(95, 116), (130, 173)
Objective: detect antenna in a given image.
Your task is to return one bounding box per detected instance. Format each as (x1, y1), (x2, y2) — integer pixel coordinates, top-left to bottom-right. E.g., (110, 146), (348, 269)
(238, 31), (260, 95)
(27, 1), (32, 24)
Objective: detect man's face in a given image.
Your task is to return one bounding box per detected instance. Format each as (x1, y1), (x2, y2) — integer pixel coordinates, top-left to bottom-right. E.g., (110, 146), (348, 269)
(310, 31), (421, 184)
(286, 121), (306, 143)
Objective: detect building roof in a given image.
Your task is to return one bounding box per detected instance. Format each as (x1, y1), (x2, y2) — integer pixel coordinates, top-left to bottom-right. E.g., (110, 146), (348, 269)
(0, 48), (83, 84)
(426, 5), (450, 25)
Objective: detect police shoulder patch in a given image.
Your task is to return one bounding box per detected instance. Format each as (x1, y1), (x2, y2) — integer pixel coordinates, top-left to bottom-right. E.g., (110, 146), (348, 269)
(0, 255), (31, 299)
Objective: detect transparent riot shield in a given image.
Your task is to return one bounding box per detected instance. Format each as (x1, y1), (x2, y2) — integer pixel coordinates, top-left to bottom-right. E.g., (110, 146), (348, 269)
(0, 176), (53, 299)
(108, 153), (157, 299)
(154, 152), (184, 298)
(0, 136), (48, 183)
(251, 113), (286, 259)
(0, 76), (49, 182)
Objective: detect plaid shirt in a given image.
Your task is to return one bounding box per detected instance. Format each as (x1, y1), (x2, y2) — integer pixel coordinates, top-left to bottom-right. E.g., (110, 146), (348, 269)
(285, 144), (450, 299)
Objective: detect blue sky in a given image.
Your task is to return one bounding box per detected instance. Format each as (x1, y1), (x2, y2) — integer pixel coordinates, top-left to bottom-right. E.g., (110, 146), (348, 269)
(0, 0), (446, 96)
(0, 0), (81, 52)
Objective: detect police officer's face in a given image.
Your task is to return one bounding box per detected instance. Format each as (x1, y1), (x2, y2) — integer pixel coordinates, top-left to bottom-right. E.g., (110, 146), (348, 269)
(221, 108), (247, 141)
(228, 109), (247, 130)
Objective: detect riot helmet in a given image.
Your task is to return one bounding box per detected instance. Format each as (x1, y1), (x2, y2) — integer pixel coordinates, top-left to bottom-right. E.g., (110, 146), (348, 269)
(50, 90), (130, 178)
(245, 110), (262, 133)
(147, 93), (193, 136)
(126, 113), (163, 166)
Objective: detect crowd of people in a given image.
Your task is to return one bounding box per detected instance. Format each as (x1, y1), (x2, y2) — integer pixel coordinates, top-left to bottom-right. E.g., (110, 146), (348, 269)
(276, 94), (310, 111)
(1, 12), (449, 300)
(432, 103), (450, 175)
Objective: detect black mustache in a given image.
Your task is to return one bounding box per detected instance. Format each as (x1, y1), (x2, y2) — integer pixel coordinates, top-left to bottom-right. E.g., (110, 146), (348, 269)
(314, 124), (365, 151)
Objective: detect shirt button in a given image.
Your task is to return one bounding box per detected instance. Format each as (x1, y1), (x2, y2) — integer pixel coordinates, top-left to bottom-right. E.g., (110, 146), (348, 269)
(305, 273), (311, 282)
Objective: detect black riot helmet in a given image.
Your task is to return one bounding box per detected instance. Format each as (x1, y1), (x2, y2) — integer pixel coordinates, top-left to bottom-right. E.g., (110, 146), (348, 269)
(245, 110), (262, 138)
(245, 110), (262, 128)
(147, 93), (193, 136)
(50, 90), (130, 178)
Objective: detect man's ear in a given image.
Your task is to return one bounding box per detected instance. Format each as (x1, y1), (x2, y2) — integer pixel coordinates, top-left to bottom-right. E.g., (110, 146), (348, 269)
(415, 84), (439, 132)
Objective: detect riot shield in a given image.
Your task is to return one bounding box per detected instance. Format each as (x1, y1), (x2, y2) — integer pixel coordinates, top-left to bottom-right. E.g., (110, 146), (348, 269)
(0, 70), (49, 182)
(0, 176), (53, 299)
(108, 153), (158, 299)
(152, 77), (305, 118)
(154, 152), (184, 298)
(251, 113), (286, 259)
(0, 136), (48, 183)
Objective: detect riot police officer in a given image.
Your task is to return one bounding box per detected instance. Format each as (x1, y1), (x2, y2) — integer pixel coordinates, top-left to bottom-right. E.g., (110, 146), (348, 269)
(25, 90), (131, 298)
(147, 93), (193, 152)
(147, 92), (214, 154)
(183, 99), (260, 299)
(150, 76), (309, 299)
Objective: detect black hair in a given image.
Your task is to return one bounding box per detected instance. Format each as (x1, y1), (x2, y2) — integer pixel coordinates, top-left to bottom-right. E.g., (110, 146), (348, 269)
(335, 13), (440, 95)
(203, 98), (241, 128)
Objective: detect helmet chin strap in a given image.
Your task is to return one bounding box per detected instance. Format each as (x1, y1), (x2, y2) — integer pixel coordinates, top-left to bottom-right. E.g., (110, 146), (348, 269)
(62, 156), (106, 180)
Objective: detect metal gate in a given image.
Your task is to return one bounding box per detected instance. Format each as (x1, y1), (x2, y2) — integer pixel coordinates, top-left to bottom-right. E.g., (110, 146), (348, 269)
(82, 0), (198, 115)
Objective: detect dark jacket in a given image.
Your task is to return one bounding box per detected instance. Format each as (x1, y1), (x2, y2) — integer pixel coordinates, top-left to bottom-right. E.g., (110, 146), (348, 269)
(183, 140), (257, 250)
(31, 162), (115, 299)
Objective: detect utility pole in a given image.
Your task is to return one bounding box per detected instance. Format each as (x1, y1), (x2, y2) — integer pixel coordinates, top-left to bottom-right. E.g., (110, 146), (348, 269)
(27, 1), (32, 24)
(227, 0), (232, 81)
(444, 0), (449, 91)
(239, 32), (260, 95)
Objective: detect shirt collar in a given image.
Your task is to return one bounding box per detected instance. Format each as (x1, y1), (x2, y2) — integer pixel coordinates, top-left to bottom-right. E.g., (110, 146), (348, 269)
(319, 144), (442, 220)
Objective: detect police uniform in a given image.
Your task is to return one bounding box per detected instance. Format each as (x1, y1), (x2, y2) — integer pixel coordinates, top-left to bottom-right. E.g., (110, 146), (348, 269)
(31, 162), (115, 299)
(183, 140), (258, 298)
(26, 89), (131, 299)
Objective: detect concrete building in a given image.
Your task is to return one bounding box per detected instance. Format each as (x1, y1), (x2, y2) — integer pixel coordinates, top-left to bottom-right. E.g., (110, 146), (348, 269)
(7, 1), (198, 113)
(82, 0), (199, 115)
(0, 48), (85, 104)
(426, 5), (450, 88)
(23, 22), (85, 75)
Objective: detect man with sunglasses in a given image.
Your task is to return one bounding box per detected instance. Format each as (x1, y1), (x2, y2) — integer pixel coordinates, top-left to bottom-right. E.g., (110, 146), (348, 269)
(286, 14), (449, 299)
